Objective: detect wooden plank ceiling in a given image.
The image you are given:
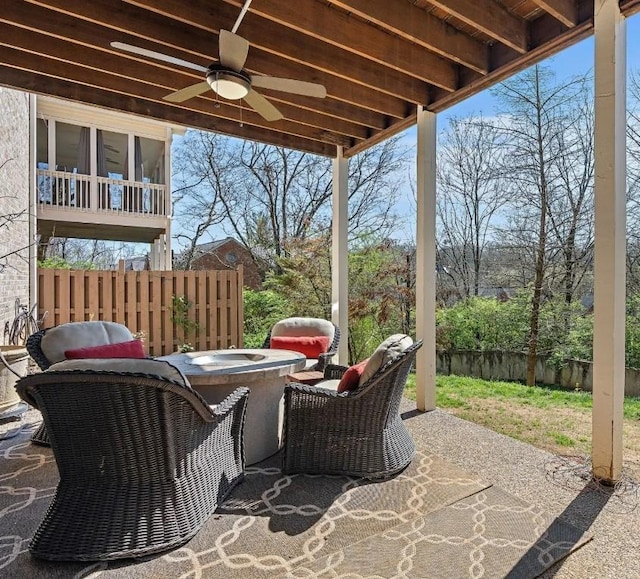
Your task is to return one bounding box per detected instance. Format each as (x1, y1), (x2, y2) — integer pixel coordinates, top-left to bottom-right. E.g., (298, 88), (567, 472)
(1, 0), (639, 157)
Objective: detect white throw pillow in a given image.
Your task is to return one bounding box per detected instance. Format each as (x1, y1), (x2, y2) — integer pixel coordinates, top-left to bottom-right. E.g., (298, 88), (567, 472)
(359, 334), (414, 387)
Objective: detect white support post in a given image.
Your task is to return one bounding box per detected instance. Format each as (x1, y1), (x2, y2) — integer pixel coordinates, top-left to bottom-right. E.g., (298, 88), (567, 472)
(127, 134), (135, 182)
(164, 221), (172, 270)
(47, 117), (55, 171)
(592, 0), (627, 483)
(90, 127), (98, 210)
(164, 129), (173, 271)
(415, 106), (437, 412)
(332, 146), (349, 365)
(150, 240), (159, 271)
(166, 128), (174, 218)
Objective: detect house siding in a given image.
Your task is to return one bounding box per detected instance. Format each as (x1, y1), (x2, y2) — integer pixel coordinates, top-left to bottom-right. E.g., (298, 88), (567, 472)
(0, 88), (31, 340)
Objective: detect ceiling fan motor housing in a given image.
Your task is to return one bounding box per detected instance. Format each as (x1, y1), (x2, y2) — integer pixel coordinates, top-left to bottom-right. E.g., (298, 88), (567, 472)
(206, 64), (251, 100)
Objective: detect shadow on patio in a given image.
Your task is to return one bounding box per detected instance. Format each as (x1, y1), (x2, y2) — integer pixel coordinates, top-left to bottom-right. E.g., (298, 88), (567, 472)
(2, 400), (636, 578)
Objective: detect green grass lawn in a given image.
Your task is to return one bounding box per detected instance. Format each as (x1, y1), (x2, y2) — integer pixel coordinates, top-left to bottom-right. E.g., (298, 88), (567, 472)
(404, 374), (640, 458)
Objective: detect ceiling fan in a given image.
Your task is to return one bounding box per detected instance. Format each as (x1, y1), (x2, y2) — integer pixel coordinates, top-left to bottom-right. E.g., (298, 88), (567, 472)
(111, 29), (326, 122)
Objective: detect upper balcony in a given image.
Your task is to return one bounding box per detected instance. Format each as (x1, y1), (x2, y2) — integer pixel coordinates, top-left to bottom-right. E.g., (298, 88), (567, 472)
(35, 104), (173, 245)
(36, 169), (170, 243)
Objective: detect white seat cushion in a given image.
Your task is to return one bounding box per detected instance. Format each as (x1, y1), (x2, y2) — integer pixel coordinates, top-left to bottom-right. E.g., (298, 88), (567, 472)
(41, 321), (134, 364)
(47, 358), (191, 388)
(314, 379), (340, 391)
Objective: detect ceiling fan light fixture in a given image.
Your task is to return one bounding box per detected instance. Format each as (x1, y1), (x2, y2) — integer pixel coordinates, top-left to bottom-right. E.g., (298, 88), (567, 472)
(206, 66), (251, 100)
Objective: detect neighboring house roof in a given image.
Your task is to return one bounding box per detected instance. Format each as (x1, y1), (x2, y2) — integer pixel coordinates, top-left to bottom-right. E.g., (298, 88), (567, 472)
(195, 237), (239, 253)
(174, 238), (247, 264)
(112, 255), (149, 271)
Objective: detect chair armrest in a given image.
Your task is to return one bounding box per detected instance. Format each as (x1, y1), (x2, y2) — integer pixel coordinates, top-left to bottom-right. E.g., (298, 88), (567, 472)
(212, 387), (250, 419)
(26, 330), (51, 370)
(323, 363), (348, 380)
(285, 381), (346, 399)
(315, 350), (337, 371)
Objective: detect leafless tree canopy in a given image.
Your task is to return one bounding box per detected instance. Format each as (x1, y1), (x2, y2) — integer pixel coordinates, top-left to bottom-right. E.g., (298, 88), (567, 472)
(436, 116), (509, 298)
(172, 132), (409, 272)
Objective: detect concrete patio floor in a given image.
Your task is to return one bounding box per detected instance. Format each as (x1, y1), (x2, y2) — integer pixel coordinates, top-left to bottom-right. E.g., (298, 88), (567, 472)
(2, 398), (638, 577)
(403, 403), (640, 578)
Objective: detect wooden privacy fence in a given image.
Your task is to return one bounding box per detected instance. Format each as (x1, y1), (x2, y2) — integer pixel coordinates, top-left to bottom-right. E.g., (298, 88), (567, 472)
(37, 268), (244, 356)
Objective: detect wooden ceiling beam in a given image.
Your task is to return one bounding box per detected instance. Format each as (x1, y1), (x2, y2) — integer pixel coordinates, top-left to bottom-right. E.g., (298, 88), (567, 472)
(428, 9), (593, 112)
(425, 0), (529, 53)
(2, 25), (382, 139)
(0, 45), (355, 149)
(329, 0), (488, 74)
(345, 115), (417, 159)
(621, 0), (640, 17)
(529, 0), (578, 28)
(0, 64), (337, 156)
(239, 49), (408, 121)
(125, 0), (434, 103)
(221, 0), (457, 90)
(0, 17), (373, 140)
(30, 0), (432, 107)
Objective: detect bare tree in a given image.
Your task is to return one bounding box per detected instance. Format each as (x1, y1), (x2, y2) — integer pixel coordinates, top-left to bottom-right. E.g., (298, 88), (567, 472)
(436, 116), (508, 297)
(626, 71), (640, 293)
(493, 65), (592, 385)
(171, 132), (230, 269)
(40, 237), (142, 269)
(546, 80), (595, 310)
(171, 131), (408, 274)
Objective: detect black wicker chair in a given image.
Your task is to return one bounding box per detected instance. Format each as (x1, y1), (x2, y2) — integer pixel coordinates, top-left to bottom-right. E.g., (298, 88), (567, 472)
(282, 340), (422, 480)
(262, 317), (340, 372)
(16, 360), (248, 561)
(26, 321), (136, 446)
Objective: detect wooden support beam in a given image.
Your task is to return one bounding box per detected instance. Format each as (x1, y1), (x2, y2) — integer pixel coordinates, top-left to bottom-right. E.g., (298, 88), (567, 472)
(221, 0), (458, 90)
(531, 0), (578, 27)
(426, 0), (528, 53)
(330, 0), (489, 74)
(429, 9), (593, 112)
(30, 0), (433, 106)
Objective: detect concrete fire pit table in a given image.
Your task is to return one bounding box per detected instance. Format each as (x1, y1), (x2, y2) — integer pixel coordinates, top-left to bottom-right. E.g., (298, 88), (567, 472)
(158, 349), (305, 465)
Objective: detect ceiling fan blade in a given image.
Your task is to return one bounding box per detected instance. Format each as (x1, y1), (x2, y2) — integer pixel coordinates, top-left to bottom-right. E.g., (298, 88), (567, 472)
(111, 42), (208, 73)
(164, 81), (211, 103)
(218, 29), (249, 72)
(251, 76), (327, 98)
(243, 89), (284, 122)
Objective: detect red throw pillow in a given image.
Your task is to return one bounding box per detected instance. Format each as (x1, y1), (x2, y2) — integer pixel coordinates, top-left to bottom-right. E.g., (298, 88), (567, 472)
(64, 339), (146, 360)
(337, 358), (369, 393)
(270, 335), (331, 359)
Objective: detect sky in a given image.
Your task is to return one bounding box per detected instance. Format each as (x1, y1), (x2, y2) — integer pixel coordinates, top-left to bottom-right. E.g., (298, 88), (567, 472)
(388, 15), (640, 240)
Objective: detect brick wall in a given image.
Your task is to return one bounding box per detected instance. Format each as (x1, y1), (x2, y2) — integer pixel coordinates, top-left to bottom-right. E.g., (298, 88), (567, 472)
(192, 239), (262, 289)
(0, 88), (31, 342)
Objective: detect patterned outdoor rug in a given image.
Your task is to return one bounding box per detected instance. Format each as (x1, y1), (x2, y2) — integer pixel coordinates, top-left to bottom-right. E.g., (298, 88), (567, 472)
(0, 409), (590, 578)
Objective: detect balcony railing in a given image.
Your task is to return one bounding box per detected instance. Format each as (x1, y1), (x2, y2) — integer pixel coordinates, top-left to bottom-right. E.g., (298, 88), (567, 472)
(36, 169), (169, 217)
